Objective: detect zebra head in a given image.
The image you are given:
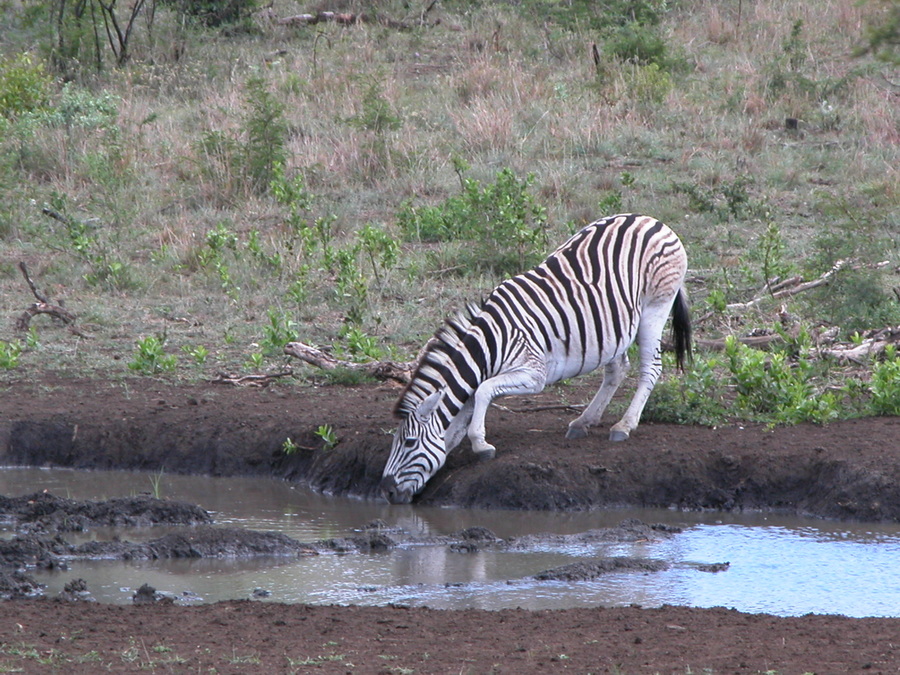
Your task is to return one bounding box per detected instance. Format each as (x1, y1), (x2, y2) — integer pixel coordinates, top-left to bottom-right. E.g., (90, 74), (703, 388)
(380, 391), (447, 504)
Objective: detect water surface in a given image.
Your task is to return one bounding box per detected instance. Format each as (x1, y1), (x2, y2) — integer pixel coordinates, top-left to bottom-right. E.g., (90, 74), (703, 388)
(3, 467), (899, 617)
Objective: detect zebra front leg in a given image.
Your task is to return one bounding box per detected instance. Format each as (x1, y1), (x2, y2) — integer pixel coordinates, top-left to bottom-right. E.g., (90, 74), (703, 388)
(468, 362), (547, 460)
(566, 354), (630, 440)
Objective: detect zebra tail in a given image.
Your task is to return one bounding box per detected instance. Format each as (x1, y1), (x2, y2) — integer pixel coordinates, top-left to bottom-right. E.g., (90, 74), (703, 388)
(671, 287), (693, 371)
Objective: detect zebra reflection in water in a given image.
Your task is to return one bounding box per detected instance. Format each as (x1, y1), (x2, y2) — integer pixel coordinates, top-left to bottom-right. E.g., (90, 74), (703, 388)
(381, 214), (691, 505)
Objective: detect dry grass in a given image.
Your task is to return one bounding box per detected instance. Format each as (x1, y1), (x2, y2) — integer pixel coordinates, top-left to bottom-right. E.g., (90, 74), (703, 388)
(0, 0), (897, 383)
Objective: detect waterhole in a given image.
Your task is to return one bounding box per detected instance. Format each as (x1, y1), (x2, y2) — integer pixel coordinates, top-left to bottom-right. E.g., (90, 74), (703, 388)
(3, 467), (900, 617)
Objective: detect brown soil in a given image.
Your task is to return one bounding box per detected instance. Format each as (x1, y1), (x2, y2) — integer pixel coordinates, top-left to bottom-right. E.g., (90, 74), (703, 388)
(1, 374), (900, 674)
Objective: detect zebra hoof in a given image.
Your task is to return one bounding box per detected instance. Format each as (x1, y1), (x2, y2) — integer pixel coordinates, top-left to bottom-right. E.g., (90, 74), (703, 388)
(609, 429), (630, 442)
(473, 445), (496, 461)
(566, 426), (588, 440)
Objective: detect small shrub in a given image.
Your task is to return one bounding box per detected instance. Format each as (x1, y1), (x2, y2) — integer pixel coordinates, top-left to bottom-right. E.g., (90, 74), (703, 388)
(245, 352), (264, 369)
(181, 344), (209, 365)
(807, 269), (900, 336)
(345, 82), (402, 134)
(166, 0), (258, 27)
(270, 163), (313, 235)
(335, 325), (384, 362)
(314, 424), (338, 450)
(643, 354), (729, 427)
(672, 176), (760, 223)
(357, 222), (399, 285)
(604, 23), (670, 68)
(0, 53), (53, 119)
(45, 84), (119, 130)
(261, 308), (298, 355)
(129, 336), (177, 374)
(627, 62), (673, 105)
(334, 247), (368, 326)
(282, 437), (299, 455)
(397, 165), (549, 276)
(724, 335), (838, 425)
(0, 340), (23, 369)
(857, 0), (900, 64)
(869, 346), (900, 416)
(242, 76), (287, 195)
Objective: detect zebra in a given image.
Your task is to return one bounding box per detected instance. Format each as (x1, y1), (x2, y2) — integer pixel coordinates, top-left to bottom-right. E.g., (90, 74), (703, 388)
(380, 213), (691, 505)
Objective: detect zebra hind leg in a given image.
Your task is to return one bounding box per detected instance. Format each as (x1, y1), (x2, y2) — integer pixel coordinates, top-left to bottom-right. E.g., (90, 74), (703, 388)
(609, 302), (669, 441)
(565, 354), (630, 440)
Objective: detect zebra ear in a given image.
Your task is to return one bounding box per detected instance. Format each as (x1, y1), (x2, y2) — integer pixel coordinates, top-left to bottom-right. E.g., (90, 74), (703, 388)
(414, 391), (441, 423)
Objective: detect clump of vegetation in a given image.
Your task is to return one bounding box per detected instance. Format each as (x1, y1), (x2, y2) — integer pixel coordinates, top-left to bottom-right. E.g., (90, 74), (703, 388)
(129, 336), (178, 375)
(0, 53), (53, 119)
(0, 340), (22, 369)
(397, 162), (549, 275)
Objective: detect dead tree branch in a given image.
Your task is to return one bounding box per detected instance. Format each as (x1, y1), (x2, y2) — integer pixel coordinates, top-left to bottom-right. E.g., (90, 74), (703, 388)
(276, 6), (438, 30)
(727, 260), (848, 311)
(818, 326), (900, 364)
(284, 341), (415, 383)
(15, 262), (89, 337)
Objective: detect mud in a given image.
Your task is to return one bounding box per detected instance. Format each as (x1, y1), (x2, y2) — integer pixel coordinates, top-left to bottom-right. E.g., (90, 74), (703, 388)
(1, 375), (900, 672)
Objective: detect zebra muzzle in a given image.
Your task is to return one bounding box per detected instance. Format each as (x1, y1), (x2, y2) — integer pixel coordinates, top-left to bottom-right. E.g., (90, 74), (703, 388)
(379, 475), (414, 505)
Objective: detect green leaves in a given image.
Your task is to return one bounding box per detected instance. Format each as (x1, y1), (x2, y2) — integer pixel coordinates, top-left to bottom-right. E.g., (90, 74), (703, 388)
(397, 166), (548, 276)
(129, 336), (177, 375)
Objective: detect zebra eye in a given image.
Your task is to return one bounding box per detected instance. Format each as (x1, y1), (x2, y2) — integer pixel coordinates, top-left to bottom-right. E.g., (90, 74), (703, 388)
(403, 437), (418, 448)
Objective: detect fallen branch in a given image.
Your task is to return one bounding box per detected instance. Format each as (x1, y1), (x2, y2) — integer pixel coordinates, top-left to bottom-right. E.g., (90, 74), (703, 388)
(818, 326), (900, 364)
(210, 368), (294, 387)
(284, 341), (415, 383)
(727, 260), (847, 311)
(277, 7), (438, 30)
(15, 262), (89, 337)
(690, 333), (784, 352)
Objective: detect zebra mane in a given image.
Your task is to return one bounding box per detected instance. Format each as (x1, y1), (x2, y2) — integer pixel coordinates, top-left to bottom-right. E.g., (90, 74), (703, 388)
(393, 302), (482, 418)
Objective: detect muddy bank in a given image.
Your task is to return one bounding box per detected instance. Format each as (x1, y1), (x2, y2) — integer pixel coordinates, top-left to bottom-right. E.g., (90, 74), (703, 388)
(1, 377), (899, 521)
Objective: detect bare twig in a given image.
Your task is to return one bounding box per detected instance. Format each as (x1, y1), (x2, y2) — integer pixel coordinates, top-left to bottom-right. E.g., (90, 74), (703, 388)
(491, 402), (584, 414)
(210, 368), (294, 387)
(18, 261), (49, 304)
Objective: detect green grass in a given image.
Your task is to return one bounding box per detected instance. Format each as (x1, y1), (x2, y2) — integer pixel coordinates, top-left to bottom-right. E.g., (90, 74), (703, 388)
(0, 0), (897, 426)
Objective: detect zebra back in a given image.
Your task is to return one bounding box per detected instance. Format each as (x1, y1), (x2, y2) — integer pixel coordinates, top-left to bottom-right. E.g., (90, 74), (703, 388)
(393, 213), (687, 426)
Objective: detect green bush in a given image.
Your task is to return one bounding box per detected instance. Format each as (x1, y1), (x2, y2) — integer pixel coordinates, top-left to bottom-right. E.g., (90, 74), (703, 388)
(0, 53), (53, 119)
(869, 345), (900, 416)
(0, 340), (22, 369)
(397, 165), (549, 276)
(724, 335), (838, 425)
(604, 23), (670, 68)
(242, 76), (287, 195)
(643, 354), (729, 427)
(532, 0), (668, 32)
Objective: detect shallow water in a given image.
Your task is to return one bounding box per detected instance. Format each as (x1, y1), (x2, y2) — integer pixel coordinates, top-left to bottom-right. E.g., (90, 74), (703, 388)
(3, 467), (900, 617)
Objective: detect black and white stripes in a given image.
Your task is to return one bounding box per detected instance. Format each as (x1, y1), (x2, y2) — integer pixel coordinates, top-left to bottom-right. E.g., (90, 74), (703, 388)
(381, 214), (691, 504)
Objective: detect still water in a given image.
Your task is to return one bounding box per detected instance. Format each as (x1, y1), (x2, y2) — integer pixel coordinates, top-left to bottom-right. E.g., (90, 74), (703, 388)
(3, 467), (900, 617)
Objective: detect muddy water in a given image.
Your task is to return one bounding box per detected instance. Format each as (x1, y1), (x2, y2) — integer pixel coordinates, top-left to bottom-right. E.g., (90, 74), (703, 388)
(3, 467), (900, 617)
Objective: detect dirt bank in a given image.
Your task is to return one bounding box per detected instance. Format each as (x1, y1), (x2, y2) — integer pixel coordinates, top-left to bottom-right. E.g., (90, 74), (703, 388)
(1, 374), (899, 673)
(2, 375), (899, 519)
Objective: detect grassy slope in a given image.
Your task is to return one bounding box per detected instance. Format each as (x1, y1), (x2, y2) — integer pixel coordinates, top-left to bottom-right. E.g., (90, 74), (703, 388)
(0, 0), (897, 412)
